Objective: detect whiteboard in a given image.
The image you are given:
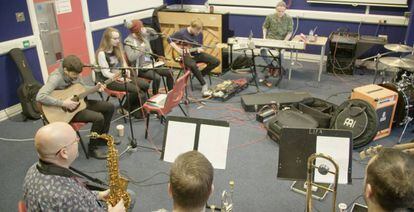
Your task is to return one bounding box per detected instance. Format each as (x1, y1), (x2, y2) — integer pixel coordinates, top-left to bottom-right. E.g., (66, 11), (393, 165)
(209, 0), (280, 7)
(307, 0), (407, 7)
(209, 0), (407, 7)
(107, 0), (163, 16)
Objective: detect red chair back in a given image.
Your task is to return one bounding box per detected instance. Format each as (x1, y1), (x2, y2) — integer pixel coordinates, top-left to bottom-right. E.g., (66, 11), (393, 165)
(162, 71), (190, 114)
(18, 200), (27, 212)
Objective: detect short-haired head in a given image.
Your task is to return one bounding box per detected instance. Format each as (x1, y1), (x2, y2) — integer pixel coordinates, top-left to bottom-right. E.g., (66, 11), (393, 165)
(365, 148), (414, 211)
(169, 151), (214, 210)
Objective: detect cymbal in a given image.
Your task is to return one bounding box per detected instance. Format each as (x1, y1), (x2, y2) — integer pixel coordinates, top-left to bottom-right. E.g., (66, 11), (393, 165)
(405, 54), (414, 60)
(379, 57), (414, 69)
(384, 44), (414, 53)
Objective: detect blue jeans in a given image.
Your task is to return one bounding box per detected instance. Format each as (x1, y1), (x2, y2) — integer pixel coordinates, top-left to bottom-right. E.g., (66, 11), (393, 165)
(260, 48), (283, 68)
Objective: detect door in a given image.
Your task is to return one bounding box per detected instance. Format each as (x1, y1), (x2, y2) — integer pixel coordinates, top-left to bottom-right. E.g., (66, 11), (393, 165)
(34, 0), (90, 75)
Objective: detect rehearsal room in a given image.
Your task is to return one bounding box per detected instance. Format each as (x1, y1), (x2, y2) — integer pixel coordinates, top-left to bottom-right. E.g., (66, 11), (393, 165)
(1, 0), (414, 211)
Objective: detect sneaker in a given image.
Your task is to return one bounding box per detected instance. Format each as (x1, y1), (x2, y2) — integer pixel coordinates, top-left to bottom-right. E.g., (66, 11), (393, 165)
(262, 79), (272, 87)
(201, 84), (208, 93)
(88, 148), (107, 160)
(202, 89), (213, 97)
(117, 108), (127, 115)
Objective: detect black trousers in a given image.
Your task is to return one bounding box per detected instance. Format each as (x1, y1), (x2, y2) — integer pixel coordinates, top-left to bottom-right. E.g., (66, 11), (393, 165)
(106, 79), (147, 112)
(183, 52), (220, 85)
(138, 69), (174, 94)
(71, 99), (114, 148)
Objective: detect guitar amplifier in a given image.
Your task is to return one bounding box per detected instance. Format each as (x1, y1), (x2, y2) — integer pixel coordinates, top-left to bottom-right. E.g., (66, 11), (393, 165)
(351, 84), (398, 140)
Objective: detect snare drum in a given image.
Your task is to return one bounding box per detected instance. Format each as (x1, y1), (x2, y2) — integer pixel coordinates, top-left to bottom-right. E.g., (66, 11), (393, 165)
(379, 83), (414, 126)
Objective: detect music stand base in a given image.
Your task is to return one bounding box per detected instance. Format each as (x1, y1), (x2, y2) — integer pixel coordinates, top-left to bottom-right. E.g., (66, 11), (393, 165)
(290, 181), (331, 201)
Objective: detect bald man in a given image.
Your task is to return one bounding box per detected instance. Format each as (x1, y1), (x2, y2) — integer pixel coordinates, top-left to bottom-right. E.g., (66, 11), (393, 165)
(23, 122), (125, 212)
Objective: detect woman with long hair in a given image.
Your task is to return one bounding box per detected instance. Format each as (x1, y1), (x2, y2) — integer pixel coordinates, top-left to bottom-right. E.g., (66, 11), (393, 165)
(95, 27), (146, 119)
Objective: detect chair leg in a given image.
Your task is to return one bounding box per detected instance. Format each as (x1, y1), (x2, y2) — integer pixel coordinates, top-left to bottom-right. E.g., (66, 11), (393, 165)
(98, 92), (104, 101)
(161, 76), (168, 93)
(106, 96), (110, 101)
(145, 113), (150, 139)
(190, 74), (194, 91)
(178, 104), (188, 117)
(76, 131), (89, 159)
(208, 74), (212, 85)
(118, 97), (127, 123)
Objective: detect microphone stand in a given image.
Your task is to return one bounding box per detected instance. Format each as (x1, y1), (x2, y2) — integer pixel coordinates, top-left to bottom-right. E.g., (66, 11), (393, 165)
(90, 65), (156, 154)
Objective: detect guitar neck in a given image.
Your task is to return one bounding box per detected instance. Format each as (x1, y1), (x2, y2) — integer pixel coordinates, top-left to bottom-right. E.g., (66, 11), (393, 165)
(77, 75), (117, 99)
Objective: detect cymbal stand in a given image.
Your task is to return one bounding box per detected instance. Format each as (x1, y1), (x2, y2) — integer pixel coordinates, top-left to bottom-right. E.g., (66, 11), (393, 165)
(398, 117), (413, 144)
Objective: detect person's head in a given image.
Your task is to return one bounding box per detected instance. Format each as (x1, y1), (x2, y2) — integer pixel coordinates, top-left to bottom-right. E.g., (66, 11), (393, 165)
(126, 19), (145, 41)
(62, 55), (83, 80)
(97, 27), (124, 64)
(275, 1), (287, 18)
(169, 151), (214, 211)
(364, 148), (414, 211)
(188, 19), (203, 36)
(34, 122), (79, 167)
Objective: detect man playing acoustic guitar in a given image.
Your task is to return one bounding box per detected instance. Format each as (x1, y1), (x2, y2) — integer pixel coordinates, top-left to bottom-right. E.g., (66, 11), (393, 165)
(36, 55), (114, 159)
(168, 19), (220, 97)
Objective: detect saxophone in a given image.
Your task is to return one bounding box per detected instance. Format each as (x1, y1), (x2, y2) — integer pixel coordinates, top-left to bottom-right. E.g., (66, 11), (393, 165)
(90, 133), (131, 208)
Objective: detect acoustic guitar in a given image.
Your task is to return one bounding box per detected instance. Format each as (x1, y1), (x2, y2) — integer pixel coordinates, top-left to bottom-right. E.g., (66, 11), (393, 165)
(359, 140), (414, 159)
(40, 73), (120, 123)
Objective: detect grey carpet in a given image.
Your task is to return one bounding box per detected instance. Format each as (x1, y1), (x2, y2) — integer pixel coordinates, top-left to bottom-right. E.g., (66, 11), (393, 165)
(0, 61), (412, 211)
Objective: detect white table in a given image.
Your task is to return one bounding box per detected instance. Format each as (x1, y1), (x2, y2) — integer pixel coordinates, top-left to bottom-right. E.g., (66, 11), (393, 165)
(290, 35), (328, 82)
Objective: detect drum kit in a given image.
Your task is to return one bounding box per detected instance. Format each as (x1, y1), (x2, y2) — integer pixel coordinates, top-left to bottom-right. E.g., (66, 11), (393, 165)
(374, 43), (414, 142)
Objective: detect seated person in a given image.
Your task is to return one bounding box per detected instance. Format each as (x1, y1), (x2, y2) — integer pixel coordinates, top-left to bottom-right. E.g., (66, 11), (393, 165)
(364, 148), (414, 211)
(124, 19), (174, 95)
(261, 1), (293, 86)
(95, 27), (149, 119)
(36, 55), (114, 159)
(155, 151), (214, 212)
(168, 19), (220, 96)
(23, 122), (128, 211)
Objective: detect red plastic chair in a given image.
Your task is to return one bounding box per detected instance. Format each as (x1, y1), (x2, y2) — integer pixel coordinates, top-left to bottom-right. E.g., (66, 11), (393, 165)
(18, 200), (26, 212)
(143, 70), (190, 138)
(104, 88), (127, 123)
(70, 122), (90, 159)
(176, 58), (211, 91)
(37, 103), (90, 159)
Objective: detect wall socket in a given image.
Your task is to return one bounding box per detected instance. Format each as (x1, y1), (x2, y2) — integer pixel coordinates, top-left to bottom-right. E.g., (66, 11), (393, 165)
(16, 12), (25, 22)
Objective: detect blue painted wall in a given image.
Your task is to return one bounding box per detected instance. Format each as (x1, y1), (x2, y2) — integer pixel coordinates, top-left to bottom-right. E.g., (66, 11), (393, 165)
(185, 0), (409, 54)
(0, 1), (33, 42)
(0, 1), (43, 110)
(0, 48), (43, 110)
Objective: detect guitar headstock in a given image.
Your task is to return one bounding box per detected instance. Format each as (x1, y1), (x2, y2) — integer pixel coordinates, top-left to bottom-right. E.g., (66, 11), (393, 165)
(215, 43), (229, 49)
(360, 145), (383, 160)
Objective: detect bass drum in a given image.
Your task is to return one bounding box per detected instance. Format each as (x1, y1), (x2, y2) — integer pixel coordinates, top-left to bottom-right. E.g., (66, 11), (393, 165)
(379, 83), (414, 126)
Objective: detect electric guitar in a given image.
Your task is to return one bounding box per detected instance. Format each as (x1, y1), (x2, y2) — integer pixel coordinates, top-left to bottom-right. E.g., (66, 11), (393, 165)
(172, 42), (228, 59)
(39, 73), (121, 123)
(359, 140), (414, 159)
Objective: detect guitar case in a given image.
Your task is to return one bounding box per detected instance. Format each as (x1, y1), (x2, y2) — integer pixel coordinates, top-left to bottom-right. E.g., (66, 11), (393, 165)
(266, 108), (319, 144)
(330, 99), (378, 149)
(9, 48), (43, 120)
(298, 97), (338, 128)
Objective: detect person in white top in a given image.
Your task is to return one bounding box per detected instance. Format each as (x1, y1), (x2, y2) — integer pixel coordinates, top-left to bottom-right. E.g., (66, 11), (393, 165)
(95, 27), (147, 119)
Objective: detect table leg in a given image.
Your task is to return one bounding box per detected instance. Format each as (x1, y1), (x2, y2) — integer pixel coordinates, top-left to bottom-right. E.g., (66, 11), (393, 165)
(318, 45), (326, 82)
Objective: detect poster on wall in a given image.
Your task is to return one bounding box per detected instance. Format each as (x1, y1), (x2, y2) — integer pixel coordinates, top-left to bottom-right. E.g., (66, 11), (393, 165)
(55, 0), (72, 14)
(107, 0), (163, 16)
